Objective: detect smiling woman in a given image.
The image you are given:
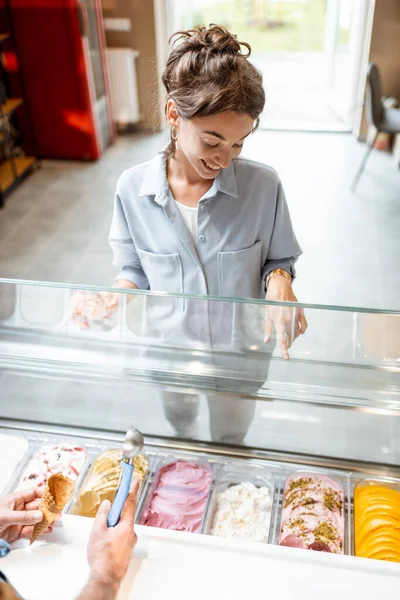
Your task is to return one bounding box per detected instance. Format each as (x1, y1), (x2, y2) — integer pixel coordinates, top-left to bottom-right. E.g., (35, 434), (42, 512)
(72, 24), (308, 444)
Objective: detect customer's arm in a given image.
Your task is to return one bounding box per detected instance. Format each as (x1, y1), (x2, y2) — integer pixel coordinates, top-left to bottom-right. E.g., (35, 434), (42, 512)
(77, 480), (139, 600)
(76, 579), (119, 600)
(0, 579), (22, 600)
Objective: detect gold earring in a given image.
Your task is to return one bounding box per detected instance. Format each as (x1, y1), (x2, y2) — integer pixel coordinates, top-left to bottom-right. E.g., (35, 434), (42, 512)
(171, 126), (179, 150)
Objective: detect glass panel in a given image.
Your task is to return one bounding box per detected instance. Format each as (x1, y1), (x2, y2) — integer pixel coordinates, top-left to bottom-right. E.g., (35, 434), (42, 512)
(0, 279), (399, 464)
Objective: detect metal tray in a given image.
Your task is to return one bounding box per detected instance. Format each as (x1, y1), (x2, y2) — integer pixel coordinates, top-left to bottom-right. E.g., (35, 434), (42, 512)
(69, 446), (159, 519)
(202, 461), (276, 543)
(273, 467), (350, 555)
(349, 473), (400, 560)
(137, 453), (218, 533)
(0, 430), (33, 498)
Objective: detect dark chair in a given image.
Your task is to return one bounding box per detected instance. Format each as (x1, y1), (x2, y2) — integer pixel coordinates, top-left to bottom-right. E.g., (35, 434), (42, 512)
(351, 62), (400, 191)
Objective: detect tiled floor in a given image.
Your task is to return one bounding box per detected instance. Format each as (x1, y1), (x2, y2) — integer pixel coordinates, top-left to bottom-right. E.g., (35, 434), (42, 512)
(0, 129), (399, 463)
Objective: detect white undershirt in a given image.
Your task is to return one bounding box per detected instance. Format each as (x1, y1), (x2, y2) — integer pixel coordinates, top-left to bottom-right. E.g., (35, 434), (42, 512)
(175, 199), (198, 245)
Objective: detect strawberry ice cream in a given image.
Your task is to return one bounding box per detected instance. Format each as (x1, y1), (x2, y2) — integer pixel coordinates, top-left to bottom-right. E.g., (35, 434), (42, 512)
(71, 291), (118, 330)
(17, 444), (87, 489)
(141, 460), (212, 533)
(279, 472), (344, 554)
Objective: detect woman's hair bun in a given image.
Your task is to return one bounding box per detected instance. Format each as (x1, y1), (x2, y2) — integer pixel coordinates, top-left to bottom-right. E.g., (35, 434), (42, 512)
(170, 24), (251, 58)
(162, 23), (265, 158)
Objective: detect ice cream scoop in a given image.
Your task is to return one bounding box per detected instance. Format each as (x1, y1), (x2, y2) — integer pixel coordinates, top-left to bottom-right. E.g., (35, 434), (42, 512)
(107, 427), (144, 527)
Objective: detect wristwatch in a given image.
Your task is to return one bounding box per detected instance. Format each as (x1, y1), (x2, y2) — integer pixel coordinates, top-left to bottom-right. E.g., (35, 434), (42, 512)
(265, 268), (292, 291)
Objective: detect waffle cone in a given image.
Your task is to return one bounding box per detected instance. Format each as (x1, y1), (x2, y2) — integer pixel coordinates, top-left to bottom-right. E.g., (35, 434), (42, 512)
(30, 474), (75, 544)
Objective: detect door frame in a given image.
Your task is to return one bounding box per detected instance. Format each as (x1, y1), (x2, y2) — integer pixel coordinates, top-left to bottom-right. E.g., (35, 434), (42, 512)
(325, 0), (375, 130)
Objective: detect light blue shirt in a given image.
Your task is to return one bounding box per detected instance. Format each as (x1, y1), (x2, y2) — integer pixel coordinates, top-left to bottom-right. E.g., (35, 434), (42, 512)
(109, 150), (302, 300)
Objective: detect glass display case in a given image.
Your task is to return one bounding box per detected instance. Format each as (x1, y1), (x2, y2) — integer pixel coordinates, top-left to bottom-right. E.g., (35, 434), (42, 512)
(0, 278), (400, 598)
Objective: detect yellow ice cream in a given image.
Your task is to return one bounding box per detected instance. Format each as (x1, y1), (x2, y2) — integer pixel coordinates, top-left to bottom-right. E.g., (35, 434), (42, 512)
(73, 449), (148, 518)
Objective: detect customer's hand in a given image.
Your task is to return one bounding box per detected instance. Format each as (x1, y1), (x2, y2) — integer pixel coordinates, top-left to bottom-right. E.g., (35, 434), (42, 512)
(0, 488), (54, 543)
(264, 275), (308, 360)
(86, 480), (139, 594)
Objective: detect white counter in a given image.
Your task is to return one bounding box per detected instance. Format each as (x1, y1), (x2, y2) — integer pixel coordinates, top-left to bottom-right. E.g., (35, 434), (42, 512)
(2, 515), (400, 599)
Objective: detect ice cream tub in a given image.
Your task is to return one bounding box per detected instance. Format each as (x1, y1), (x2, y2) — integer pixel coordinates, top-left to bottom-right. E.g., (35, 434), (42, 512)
(0, 433), (32, 497)
(70, 447), (155, 519)
(14, 442), (89, 502)
(203, 462), (275, 543)
(277, 469), (349, 555)
(137, 454), (215, 534)
(351, 476), (400, 563)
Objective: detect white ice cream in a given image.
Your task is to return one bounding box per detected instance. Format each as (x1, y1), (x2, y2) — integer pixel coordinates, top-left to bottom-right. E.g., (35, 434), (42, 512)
(211, 481), (272, 542)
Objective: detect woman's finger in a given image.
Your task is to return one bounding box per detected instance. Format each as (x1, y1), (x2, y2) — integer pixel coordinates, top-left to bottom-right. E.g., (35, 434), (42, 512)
(276, 325), (290, 360)
(264, 307), (273, 344)
(284, 327), (293, 350)
(293, 308), (302, 340)
(298, 309), (308, 334)
(280, 309), (295, 349)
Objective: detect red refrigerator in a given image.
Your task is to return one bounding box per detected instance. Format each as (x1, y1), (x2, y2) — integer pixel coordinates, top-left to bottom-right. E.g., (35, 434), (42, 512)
(4, 0), (115, 160)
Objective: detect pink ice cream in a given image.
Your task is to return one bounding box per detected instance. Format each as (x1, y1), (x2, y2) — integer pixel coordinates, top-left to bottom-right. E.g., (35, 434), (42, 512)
(279, 473), (344, 554)
(142, 460), (212, 533)
(71, 291), (118, 330)
(17, 444), (87, 489)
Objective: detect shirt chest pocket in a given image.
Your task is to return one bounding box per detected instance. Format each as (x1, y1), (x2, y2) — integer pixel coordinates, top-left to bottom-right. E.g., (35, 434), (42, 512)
(218, 241), (263, 299)
(136, 248), (185, 318)
(137, 248), (184, 294)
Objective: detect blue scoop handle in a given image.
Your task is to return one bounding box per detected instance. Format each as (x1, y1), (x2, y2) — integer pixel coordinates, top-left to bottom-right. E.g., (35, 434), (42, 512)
(107, 461), (134, 528)
(0, 539), (11, 558)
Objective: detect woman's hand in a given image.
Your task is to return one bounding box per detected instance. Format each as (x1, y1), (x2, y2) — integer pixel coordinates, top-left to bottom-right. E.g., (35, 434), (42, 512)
(264, 274), (308, 360)
(0, 488), (55, 543)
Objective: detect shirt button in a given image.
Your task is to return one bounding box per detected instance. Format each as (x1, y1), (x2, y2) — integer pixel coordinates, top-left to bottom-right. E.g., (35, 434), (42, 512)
(198, 235), (205, 242)
(200, 205), (206, 212)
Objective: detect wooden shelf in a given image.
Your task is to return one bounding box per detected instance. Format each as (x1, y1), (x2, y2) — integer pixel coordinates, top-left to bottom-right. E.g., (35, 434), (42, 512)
(1, 98), (23, 116)
(0, 156), (35, 192)
(0, 31), (37, 206)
